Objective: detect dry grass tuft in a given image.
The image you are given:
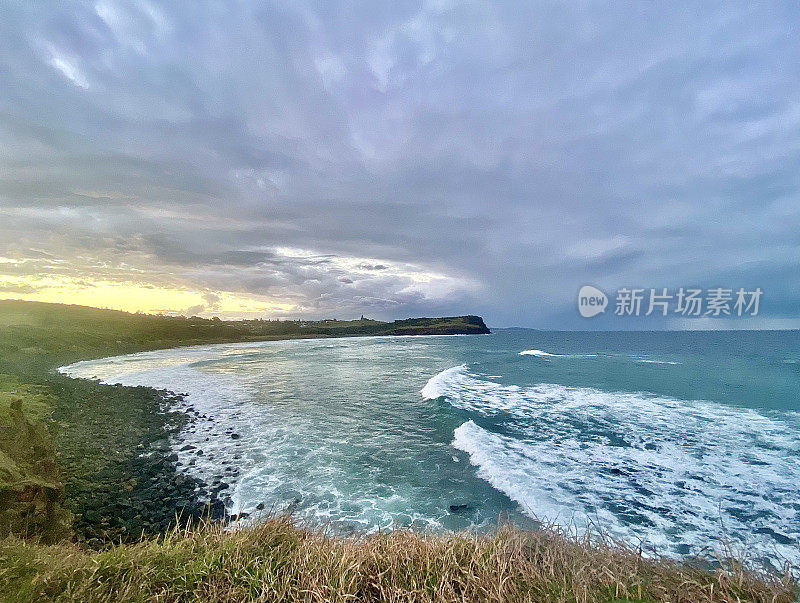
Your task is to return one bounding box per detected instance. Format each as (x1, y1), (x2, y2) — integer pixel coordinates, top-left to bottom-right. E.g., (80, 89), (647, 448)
(0, 516), (796, 602)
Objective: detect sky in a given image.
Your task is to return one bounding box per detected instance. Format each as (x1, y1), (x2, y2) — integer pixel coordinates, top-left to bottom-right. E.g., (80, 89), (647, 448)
(1, 1), (799, 328)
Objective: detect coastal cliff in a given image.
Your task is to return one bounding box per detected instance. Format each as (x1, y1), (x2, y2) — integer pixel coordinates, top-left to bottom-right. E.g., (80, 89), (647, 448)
(377, 315), (490, 335)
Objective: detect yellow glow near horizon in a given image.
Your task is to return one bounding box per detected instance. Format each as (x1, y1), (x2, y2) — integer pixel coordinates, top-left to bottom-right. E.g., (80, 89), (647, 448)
(0, 274), (296, 318)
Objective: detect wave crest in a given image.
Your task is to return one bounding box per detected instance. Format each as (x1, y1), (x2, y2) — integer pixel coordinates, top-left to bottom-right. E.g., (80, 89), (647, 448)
(519, 349), (597, 359)
(431, 366), (800, 564)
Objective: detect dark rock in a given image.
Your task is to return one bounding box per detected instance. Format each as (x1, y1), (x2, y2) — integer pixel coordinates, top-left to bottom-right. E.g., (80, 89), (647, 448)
(449, 504), (470, 513)
(230, 433), (241, 440)
(208, 499), (226, 520)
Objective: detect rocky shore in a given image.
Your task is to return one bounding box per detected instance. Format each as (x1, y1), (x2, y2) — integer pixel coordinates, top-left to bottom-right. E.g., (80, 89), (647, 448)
(48, 377), (237, 546)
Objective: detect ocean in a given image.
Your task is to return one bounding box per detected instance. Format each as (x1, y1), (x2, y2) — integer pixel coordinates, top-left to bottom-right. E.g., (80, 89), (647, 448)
(60, 329), (800, 569)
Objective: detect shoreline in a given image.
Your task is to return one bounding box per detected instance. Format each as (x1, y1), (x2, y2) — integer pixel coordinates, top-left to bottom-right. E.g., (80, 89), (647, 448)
(0, 300), (489, 544)
(48, 377), (233, 545)
(54, 333), (480, 538)
(56, 330), (488, 374)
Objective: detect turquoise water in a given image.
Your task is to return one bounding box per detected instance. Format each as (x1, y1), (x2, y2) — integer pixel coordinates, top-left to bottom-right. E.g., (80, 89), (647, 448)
(62, 329), (800, 568)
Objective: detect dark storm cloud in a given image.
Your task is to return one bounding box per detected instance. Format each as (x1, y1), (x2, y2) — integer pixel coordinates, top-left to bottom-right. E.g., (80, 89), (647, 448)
(1, 0), (799, 325)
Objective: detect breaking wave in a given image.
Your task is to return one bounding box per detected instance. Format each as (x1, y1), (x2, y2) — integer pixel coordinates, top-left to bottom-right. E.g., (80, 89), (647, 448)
(424, 365), (800, 566)
(519, 349), (597, 358)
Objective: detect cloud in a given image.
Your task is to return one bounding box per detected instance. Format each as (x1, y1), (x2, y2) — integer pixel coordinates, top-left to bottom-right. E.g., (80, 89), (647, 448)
(48, 52), (90, 89)
(0, 1), (798, 326)
(0, 281), (42, 294)
(202, 292), (222, 310)
(184, 304), (205, 316)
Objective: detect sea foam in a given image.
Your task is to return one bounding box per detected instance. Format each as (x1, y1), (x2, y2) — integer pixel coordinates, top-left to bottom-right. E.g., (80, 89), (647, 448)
(519, 349), (597, 358)
(424, 365), (800, 566)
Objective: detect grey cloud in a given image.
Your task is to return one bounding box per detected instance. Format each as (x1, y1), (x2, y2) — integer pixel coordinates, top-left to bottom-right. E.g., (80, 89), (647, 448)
(202, 292), (221, 309)
(184, 304), (205, 316)
(0, 281), (43, 294)
(1, 1), (798, 325)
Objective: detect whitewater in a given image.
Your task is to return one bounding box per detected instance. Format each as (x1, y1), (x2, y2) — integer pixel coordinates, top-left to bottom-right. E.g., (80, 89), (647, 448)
(60, 329), (800, 569)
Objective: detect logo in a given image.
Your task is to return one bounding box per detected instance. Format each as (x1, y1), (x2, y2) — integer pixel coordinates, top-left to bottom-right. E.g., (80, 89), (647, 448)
(577, 286), (762, 318)
(578, 285), (608, 318)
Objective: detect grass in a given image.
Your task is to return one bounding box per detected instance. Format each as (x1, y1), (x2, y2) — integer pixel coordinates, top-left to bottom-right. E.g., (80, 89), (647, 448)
(1, 517), (796, 602)
(0, 375), (71, 541)
(0, 374), (52, 422)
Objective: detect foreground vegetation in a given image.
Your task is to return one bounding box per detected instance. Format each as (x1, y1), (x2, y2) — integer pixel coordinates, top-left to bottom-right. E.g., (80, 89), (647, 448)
(0, 300), (796, 601)
(2, 517), (796, 603)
